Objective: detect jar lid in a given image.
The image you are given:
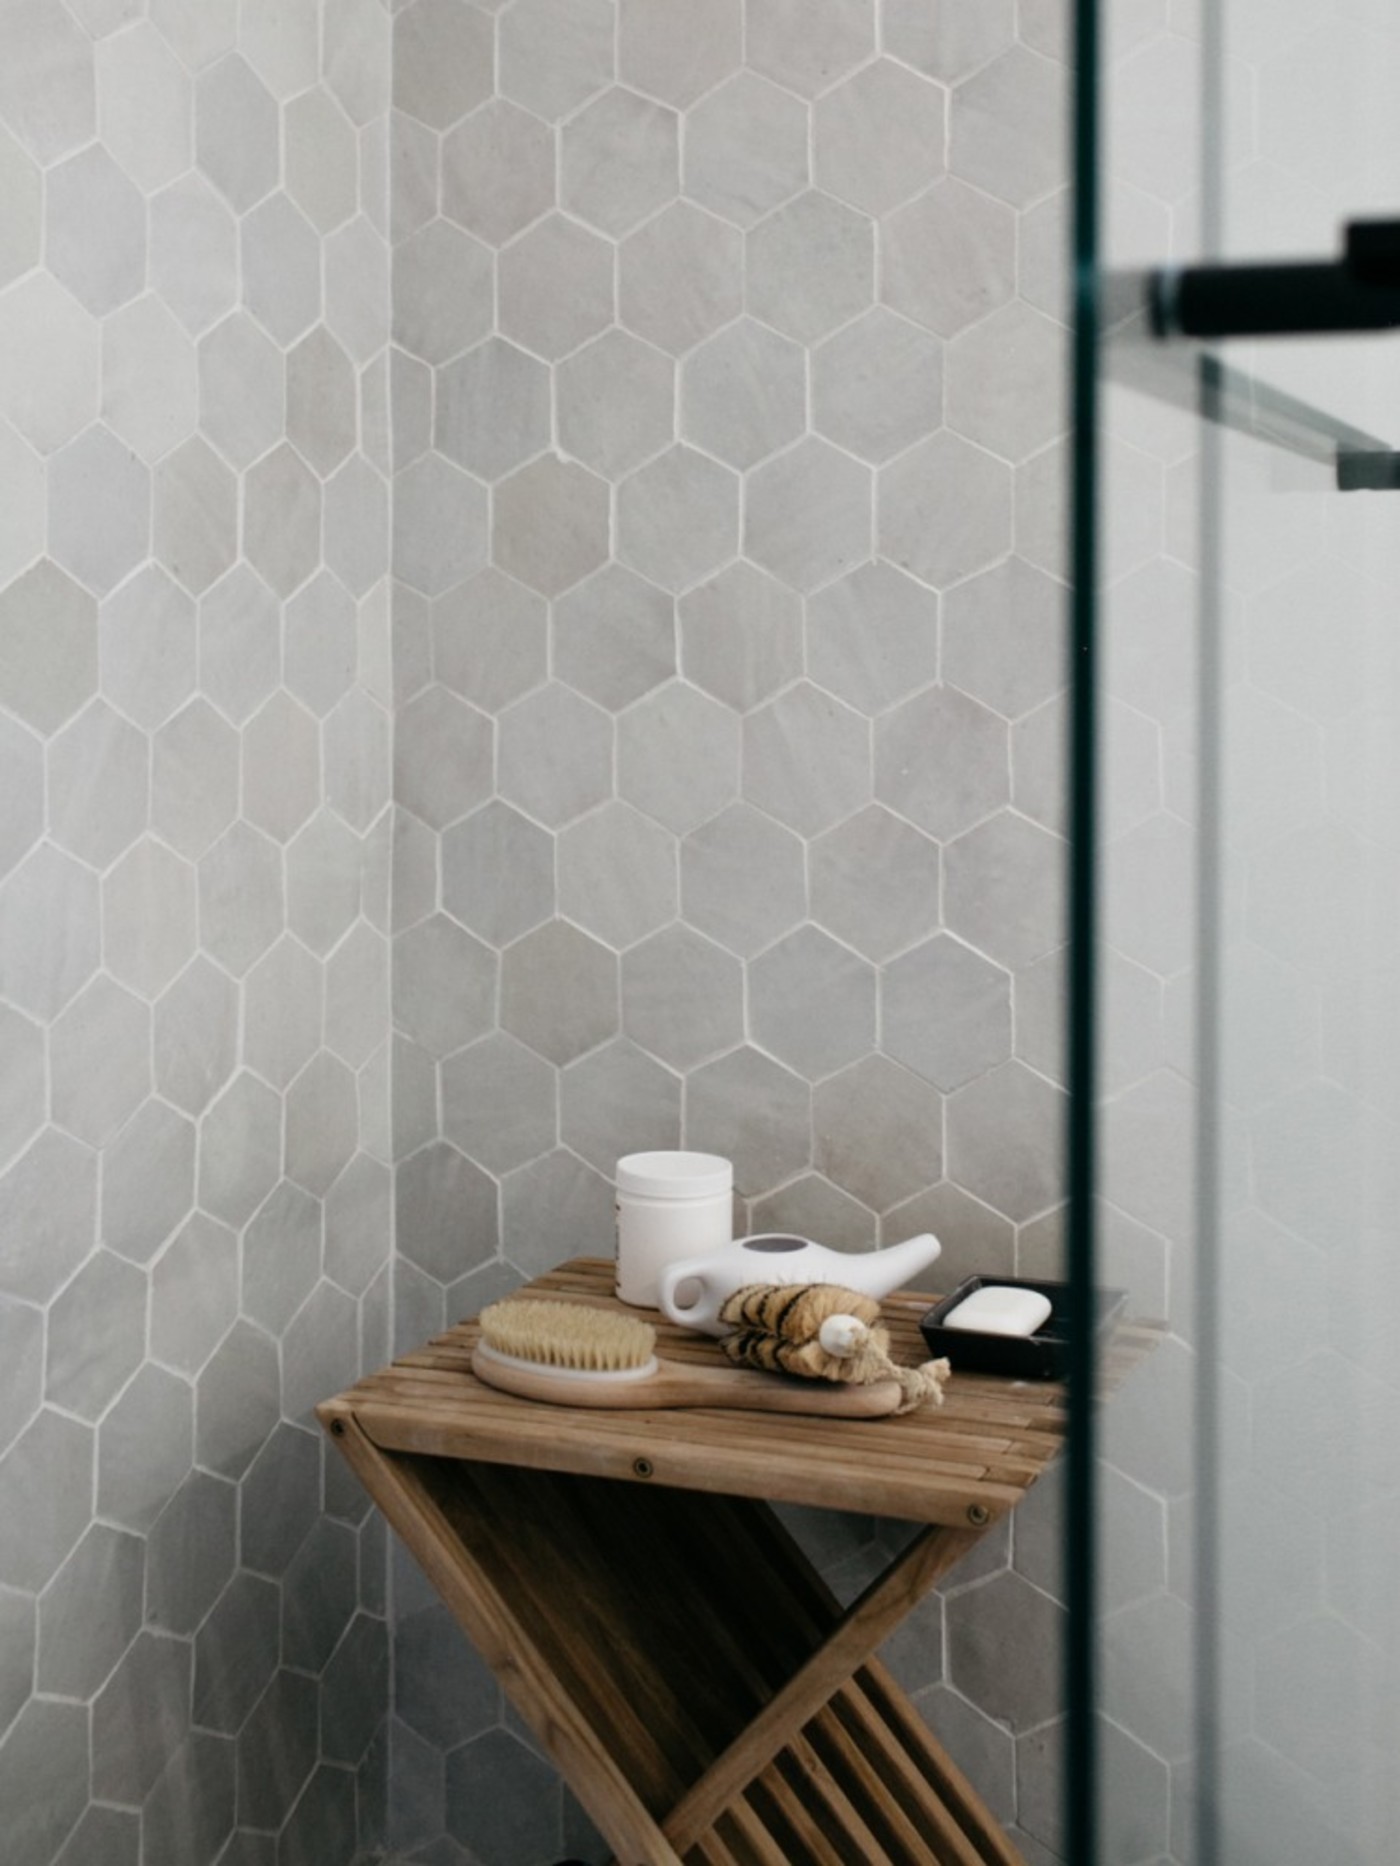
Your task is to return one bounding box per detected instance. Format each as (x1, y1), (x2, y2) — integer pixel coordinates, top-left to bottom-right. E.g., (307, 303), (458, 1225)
(615, 1151), (733, 1200)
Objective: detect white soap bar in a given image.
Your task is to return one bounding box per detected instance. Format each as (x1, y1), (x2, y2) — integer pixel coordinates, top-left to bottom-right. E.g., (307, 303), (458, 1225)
(942, 1286), (1053, 1338)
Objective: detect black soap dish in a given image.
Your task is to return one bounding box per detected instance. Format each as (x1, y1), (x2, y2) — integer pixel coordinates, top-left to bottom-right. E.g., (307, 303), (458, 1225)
(919, 1275), (1126, 1382)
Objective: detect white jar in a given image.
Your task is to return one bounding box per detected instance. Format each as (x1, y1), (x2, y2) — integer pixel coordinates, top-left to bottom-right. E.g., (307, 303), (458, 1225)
(614, 1151), (733, 1308)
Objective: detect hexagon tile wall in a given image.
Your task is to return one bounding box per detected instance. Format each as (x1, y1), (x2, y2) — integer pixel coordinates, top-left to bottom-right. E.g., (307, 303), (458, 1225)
(0, 4), (395, 1865)
(0, 2), (1088, 1864)
(384, 2), (1075, 1862)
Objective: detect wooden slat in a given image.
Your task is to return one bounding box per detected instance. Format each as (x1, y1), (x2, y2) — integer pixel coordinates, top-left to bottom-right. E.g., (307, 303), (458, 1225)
(804, 1700), (953, 1864)
(822, 1682), (988, 1866)
(776, 1730), (899, 1866)
(742, 1767), (855, 1866)
(663, 1523), (976, 1854)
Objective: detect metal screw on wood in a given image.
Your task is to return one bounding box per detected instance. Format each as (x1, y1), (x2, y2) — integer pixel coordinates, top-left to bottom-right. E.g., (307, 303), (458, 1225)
(632, 1456), (654, 1479)
(966, 1503), (991, 1527)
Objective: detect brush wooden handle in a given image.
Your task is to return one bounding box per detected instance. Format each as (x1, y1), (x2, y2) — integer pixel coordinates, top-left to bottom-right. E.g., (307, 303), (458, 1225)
(471, 1347), (904, 1417)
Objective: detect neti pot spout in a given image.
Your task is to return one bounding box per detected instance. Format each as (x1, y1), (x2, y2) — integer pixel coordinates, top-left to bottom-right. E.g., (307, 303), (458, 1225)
(657, 1232), (943, 1337)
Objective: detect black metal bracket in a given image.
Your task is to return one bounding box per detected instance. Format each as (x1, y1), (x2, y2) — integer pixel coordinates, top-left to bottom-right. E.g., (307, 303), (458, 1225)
(1150, 218), (1400, 339)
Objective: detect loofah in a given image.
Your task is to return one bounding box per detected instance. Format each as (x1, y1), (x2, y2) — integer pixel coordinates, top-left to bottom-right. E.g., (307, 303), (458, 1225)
(717, 1281), (950, 1414)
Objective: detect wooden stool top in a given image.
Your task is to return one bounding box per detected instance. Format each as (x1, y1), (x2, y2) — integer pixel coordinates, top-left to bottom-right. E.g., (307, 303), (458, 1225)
(319, 1258), (1142, 1530)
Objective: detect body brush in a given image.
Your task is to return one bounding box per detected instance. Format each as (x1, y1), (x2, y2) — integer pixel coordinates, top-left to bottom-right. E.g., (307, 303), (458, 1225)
(471, 1298), (904, 1418)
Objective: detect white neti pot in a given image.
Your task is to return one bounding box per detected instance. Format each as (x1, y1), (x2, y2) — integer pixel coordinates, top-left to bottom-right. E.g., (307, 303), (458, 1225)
(657, 1231), (943, 1338)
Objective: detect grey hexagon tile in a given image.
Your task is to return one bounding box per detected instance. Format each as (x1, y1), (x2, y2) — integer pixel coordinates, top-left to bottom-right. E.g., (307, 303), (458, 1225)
(241, 692), (320, 843)
(192, 1568), (279, 1738)
(500, 1147), (615, 1278)
(683, 72), (808, 229)
(0, 278), (100, 465)
(48, 425), (151, 597)
(53, 1805), (141, 1866)
(45, 1248), (145, 1419)
(554, 563), (677, 709)
(284, 1053), (359, 1197)
(393, 0), (492, 129)
(396, 1141), (498, 1285)
(562, 87), (678, 237)
(619, 203), (744, 356)
(394, 454), (490, 598)
(198, 1067), (285, 1235)
(882, 179), (1017, 338)
(747, 0), (874, 98)
(882, 1179), (1014, 1286)
(47, 697), (149, 870)
(282, 1279), (359, 1421)
(243, 441), (321, 598)
(151, 699), (239, 863)
(750, 1174), (876, 1253)
(442, 99), (555, 247)
(236, 1670), (317, 1832)
(680, 319), (805, 471)
(557, 328), (675, 481)
(558, 802), (677, 949)
(96, 1362), (190, 1536)
(946, 1061), (1064, 1222)
(0, 845), (100, 1022)
(198, 567), (278, 720)
(153, 956), (238, 1117)
(950, 44), (1067, 209)
(46, 143), (146, 316)
(948, 1569), (1063, 1732)
(286, 327), (356, 480)
(240, 192), (322, 348)
(0, 420), (43, 592)
(809, 806), (939, 963)
(395, 685), (493, 832)
(501, 920), (618, 1066)
(432, 569), (547, 714)
(50, 977), (151, 1149)
(145, 1469), (236, 1638)
(812, 310), (945, 467)
(885, 0), (1014, 81)
(494, 454), (611, 598)
(747, 191), (875, 345)
(324, 217), (390, 368)
(0, 1130), (97, 1306)
(325, 1154), (391, 1300)
(36, 1522), (142, 1699)
(884, 933), (1012, 1091)
(198, 821), (284, 979)
(879, 432), (1012, 589)
(0, 126), (40, 292)
(100, 565), (195, 732)
(441, 1032), (556, 1175)
(238, 0), (319, 99)
(393, 914), (497, 1060)
(811, 1054), (943, 1210)
(324, 459), (391, 601)
(283, 88), (357, 237)
(436, 339), (549, 483)
(284, 572), (357, 720)
(442, 801), (556, 947)
(743, 681), (871, 837)
(152, 434), (237, 589)
(498, 215), (613, 363)
(0, 1700), (88, 1866)
(560, 1039), (682, 1174)
(499, 0), (613, 121)
(815, 59), (946, 216)
(194, 54), (276, 212)
(618, 445), (740, 594)
(806, 562), (938, 717)
(620, 923), (744, 1071)
(686, 1046), (811, 1196)
(751, 926), (877, 1080)
(943, 811), (1063, 971)
(746, 438), (873, 595)
(102, 295), (198, 467)
(101, 1097), (196, 1263)
(150, 1213), (238, 1377)
(0, 1409), (93, 1591)
(324, 923), (389, 1075)
(678, 562), (803, 713)
(0, 1004), (43, 1174)
(618, 0), (742, 108)
(618, 680), (740, 835)
(0, 711), (41, 883)
(197, 313), (284, 473)
(394, 220), (494, 366)
(498, 683), (613, 828)
(875, 684), (1010, 838)
(681, 802), (807, 958)
(947, 301), (1067, 464)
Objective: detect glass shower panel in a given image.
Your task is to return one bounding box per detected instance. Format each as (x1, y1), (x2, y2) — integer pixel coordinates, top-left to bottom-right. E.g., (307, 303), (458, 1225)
(1086, 2), (1400, 1861)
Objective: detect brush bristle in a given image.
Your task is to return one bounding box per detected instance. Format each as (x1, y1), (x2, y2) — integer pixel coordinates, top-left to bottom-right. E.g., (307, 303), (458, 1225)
(477, 1299), (656, 1372)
